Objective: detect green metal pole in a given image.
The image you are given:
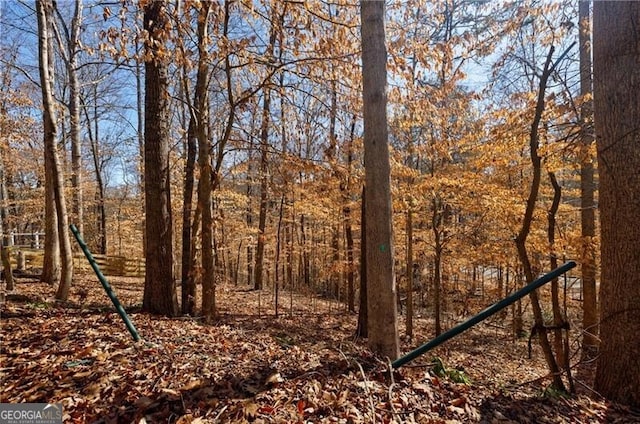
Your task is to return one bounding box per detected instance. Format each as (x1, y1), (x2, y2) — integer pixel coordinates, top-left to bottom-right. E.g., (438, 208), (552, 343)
(392, 261), (576, 369)
(69, 224), (141, 342)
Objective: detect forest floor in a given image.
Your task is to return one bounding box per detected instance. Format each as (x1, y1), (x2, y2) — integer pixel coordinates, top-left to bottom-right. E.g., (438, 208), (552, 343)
(1, 271), (637, 423)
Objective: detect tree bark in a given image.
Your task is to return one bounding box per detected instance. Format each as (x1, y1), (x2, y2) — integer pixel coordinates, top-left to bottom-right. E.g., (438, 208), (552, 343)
(360, 0), (399, 359)
(406, 208), (413, 339)
(83, 84), (107, 254)
(196, 1), (215, 322)
(343, 116), (356, 312)
(578, 0), (598, 358)
(37, 0), (73, 300)
(67, 0), (84, 236)
(356, 186), (368, 338)
(593, 1), (640, 407)
(39, 0), (60, 288)
(0, 114), (14, 291)
(300, 214), (310, 287)
(514, 46), (565, 391)
(548, 171), (570, 389)
(254, 4), (281, 291)
(41, 149), (60, 286)
(181, 110), (197, 315)
(432, 198), (443, 337)
(254, 88), (270, 291)
(142, 0), (178, 317)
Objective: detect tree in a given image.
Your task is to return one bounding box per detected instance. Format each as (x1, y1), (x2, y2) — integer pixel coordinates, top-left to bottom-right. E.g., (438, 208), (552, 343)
(356, 186), (367, 338)
(0, 165), (13, 291)
(0, 59), (17, 292)
(360, 0), (399, 360)
(578, 0), (598, 358)
(514, 45), (571, 392)
(593, 1), (640, 407)
(179, 53), (197, 317)
(36, 0), (73, 301)
(254, 2), (282, 291)
(194, 0), (215, 321)
(52, 0), (84, 236)
(142, 0), (178, 317)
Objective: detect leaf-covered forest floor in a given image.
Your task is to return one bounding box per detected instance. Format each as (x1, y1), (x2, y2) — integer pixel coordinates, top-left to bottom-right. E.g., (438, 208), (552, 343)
(1, 271), (637, 423)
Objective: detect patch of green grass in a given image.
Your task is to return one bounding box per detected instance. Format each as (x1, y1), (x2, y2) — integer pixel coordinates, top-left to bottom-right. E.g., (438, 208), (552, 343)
(542, 384), (569, 399)
(27, 301), (51, 309)
(430, 356), (471, 385)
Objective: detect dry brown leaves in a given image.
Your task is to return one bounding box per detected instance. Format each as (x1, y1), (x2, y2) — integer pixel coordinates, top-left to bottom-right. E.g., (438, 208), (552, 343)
(1, 273), (635, 423)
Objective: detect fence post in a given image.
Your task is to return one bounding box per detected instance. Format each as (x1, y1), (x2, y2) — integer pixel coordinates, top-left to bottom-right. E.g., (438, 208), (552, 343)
(17, 250), (25, 271)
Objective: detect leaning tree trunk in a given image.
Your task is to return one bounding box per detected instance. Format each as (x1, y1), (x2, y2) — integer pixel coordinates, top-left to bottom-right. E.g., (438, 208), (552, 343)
(593, 1), (640, 407)
(514, 46), (567, 391)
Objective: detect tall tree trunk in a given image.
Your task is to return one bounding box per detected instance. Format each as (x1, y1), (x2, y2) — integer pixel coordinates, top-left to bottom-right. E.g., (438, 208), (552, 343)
(246, 143), (254, 287)
(406, 208), (413, 339)
(83, 85), (107, 254)
(343, 117), (356, 312)
(300, 214), (310, 287)
(37, 0), (73, 300)
(254, 88), (270, 291)
(578, 0), (598, 358)
(42, 153), (60, 286)
(193, 0), (215, 322)
(67, 0), (84, 236)
(136, 37), (146, 258)
(356, 186), (368, 338)
(176, 8), (197, 314)
(0, 99), (14, 291)
(548, 171), (570, 387)
(0, 194), (13, 291)
(433, 247), (442, 337)
(360, 0), (399, 359)
(593, 1), (640, 407)
(254, 4), (281, 291)
(274, 194), (285, 317)
(331, 226), (340, 299)
(142, 0), (178, 317)
(514, 46), (566, 391)
(181, 113), (197, 315)
(432, 198), (443, 337)
(327, 79), (340, 301)
(39, 0), (60, 287)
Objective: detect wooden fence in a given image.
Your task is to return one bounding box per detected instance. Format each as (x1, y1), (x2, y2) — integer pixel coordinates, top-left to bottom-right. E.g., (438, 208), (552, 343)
(7, 248), (145, 278)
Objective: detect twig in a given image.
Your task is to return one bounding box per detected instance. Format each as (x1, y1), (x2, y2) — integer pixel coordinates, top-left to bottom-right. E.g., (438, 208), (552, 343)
(387, 359), (399, 421)
(212, 404), (228, 423)
(339, 350), (376, 423)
